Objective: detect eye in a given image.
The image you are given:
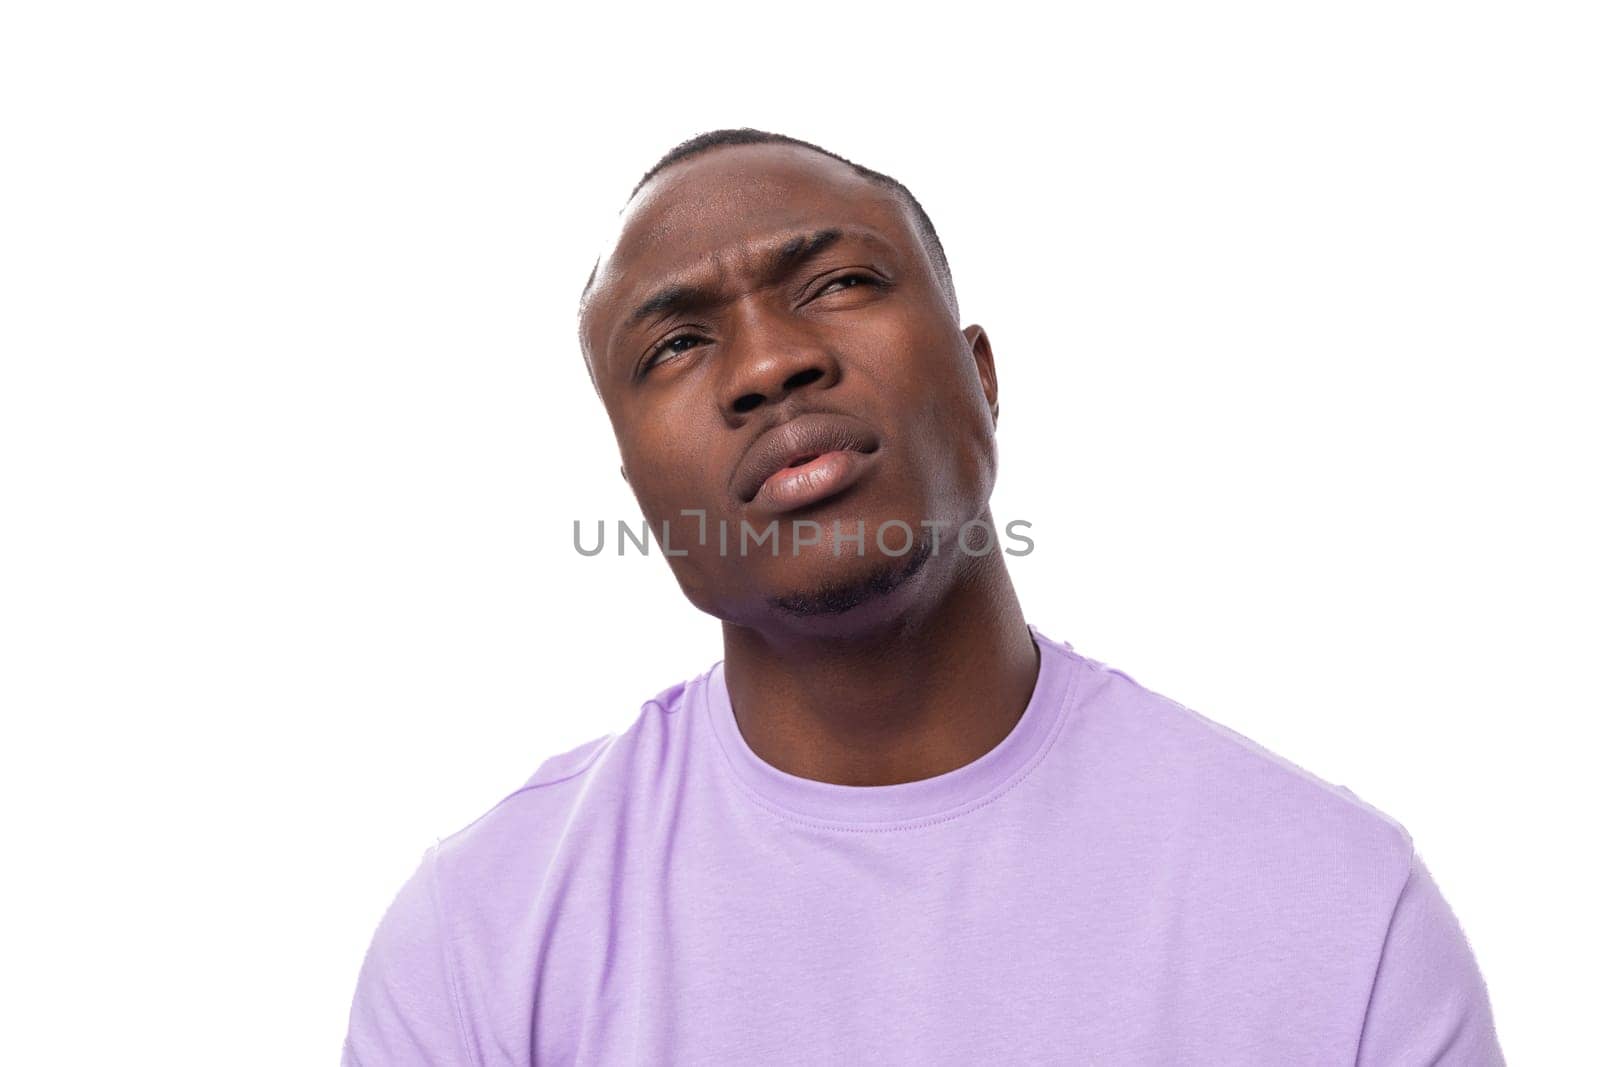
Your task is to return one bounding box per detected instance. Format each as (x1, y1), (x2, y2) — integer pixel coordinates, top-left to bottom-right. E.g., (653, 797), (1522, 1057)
(639, 332), (706, 377)
(813, 272), (884, 299)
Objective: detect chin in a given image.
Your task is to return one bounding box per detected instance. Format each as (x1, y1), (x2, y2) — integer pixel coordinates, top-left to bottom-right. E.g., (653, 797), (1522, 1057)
(761, 532), (936, 621)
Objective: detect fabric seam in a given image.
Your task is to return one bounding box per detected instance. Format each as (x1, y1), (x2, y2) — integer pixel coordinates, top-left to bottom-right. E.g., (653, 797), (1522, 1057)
(435, 735), (619, 851)
(1350, 840), (1419, 1063)
(1132, 684), (1412, 838)
(427, 844), (484, 1067)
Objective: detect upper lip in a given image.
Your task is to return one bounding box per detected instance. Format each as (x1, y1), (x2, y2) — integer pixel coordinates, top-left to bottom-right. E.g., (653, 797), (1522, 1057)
(732, 411), (882, 504)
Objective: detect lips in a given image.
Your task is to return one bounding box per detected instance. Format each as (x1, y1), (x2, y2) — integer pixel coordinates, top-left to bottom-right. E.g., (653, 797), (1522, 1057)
(732, 411), (882, 509)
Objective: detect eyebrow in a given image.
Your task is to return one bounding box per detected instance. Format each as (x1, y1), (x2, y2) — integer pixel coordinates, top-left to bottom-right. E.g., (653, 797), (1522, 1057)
(621, 227), (848, 333)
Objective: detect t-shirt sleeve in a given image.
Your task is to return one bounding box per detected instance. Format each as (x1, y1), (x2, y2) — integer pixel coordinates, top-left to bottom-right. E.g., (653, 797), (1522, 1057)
(1355, 850), (1504, 1066)
(343, 846), (476, 1067)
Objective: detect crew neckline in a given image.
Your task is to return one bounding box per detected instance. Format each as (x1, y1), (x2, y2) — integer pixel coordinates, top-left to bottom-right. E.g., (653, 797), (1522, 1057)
(701, 623), (1082, 830)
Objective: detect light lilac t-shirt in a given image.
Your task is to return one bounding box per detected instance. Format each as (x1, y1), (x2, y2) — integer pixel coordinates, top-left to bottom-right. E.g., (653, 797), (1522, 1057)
(343, 625), (1503, 1065)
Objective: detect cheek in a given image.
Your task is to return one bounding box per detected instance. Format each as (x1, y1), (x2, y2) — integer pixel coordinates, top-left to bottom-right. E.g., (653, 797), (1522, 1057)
(618, 430), (680, 514)
(924, 402), (997, 509)
(621, 429), (725, 531)
(631, 463), (696, 528)
(881, 338), (997, 496)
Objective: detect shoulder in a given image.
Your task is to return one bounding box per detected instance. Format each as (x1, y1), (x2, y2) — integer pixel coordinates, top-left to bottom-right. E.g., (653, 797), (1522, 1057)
(1052, 639), (1416, 892)
(346, 670), (709, 1060)
(428, 669), (706, 902)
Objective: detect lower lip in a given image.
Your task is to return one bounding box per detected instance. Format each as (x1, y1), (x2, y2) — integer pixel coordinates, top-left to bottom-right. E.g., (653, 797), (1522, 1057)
(752, 449), (878, 513)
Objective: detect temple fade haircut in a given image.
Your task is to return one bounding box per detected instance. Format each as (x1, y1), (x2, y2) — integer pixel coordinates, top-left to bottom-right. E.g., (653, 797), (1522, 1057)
(578, 128), (960, 387)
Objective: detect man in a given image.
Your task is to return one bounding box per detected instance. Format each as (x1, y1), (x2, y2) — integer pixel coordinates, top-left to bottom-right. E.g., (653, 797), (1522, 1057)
(343, 128), (1503, 1064)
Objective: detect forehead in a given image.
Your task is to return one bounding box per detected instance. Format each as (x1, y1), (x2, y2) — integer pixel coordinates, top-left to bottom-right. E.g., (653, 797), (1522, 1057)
(581, 144), (920, 361)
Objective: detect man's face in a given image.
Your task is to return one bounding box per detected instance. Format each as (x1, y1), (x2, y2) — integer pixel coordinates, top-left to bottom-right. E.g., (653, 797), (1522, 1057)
(580, 143), (1001, 632)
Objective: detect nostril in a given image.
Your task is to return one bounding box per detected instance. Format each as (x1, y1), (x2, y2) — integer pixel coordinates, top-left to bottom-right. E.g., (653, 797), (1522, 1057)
(784, 368), (824, 390)
(732, 393), (763, 414)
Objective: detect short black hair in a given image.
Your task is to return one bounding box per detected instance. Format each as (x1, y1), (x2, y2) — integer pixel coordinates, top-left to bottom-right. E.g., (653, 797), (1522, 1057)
(579, 127), (959, 320)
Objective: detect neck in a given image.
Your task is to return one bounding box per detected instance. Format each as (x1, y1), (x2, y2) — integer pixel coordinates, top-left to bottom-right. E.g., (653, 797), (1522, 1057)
(719, 541), (1038, 788)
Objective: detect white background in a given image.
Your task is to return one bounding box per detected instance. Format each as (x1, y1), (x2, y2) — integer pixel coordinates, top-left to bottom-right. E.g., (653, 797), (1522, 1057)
(2, 2), (1594, 1062)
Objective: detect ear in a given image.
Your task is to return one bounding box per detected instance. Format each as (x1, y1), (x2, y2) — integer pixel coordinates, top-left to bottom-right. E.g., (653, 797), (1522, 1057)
(963, 324), (1000, 428)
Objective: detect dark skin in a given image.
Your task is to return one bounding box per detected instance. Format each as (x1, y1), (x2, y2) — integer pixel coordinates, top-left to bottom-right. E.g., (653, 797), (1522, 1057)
(579, 142), (1038, 787)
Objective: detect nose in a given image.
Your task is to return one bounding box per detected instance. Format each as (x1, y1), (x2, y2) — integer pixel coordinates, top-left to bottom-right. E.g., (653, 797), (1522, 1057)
(717, 315), (842, 420)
